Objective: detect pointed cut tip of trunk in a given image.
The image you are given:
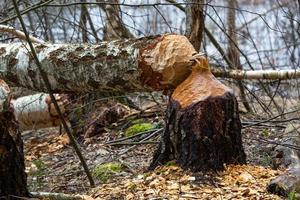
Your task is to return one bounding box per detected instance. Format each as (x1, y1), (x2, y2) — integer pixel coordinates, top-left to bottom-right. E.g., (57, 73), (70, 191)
(139, 34), (197, 90)
(171, 56), (232, 109)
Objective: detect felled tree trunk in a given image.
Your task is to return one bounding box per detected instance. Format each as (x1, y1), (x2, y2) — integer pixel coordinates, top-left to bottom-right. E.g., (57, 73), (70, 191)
(268, 124), (300, 197)
(1, 34), (300, 95)
(0, 34), (196, 93)
(149, 56), (246, 171)
(12, 93), (68, 131)
(0, 80), (29, 197)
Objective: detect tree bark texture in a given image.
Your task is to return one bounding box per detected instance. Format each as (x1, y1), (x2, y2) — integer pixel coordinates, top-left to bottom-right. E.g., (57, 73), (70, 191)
(101, 0), (133, 40)
(149, 56), (246, 171)
(185, 0), (205, 51)
(1, 35), (300, 95)
(227, 0), (252, 112)
(268, 124), (300, 197)
(0, 34), (196, 93)
(12, 93), (68, 131)
(0, 80), (29, 198)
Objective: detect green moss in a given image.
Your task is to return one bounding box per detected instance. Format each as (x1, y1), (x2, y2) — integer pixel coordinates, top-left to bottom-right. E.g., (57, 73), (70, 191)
(93, 162), (123, 183)
(261, 129), (270, 137)
(28, 159), (47, 190)
(32, 159), (46, 170)
(288, 191), (296, 200)
(125, 122), (155, 137)
(165, 160), (177, 167)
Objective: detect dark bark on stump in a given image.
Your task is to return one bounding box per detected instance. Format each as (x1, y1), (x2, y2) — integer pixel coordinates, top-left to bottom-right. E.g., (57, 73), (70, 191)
(150, 93), (246, 170)
(0, 107), (29, 198)
(149, 57), (246, 171)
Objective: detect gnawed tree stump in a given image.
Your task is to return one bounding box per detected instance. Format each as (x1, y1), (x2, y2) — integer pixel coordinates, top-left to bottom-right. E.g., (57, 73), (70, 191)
(268, 124), (300, 197)
(150, 56), (246, 171)
(0, 80), (29, 197)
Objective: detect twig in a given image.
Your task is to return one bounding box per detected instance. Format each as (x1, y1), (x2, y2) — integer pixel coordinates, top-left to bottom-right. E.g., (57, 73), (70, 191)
(244, 107), (300, 128)
(30, 192), (92, 200)
(211, 68), (300, 80)
(0, 0), (55, 24)
(105, 129), (160, 144)
(12, 0), (95, 187)
(109, 141), (159, 146)
(0, 25), (44, 44)
(119, 128), (163, 155)
(245, 135), (300, 151)
(165, 0), (232, 68)
(242, 121), (286, 128)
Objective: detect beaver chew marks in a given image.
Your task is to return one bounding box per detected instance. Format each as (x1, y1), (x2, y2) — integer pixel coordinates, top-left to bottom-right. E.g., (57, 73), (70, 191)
(150, 55), (246, 171)
(139, 34), (197, 90)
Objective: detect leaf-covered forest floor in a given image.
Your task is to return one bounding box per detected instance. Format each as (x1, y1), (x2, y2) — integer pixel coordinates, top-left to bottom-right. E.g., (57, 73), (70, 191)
(23, 94), (289, 199)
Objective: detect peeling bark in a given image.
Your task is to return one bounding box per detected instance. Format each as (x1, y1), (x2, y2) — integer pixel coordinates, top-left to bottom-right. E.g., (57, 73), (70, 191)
(0, 80), (29, 197)
(149, 56), (246, 171)
(0, 34), (196, 93)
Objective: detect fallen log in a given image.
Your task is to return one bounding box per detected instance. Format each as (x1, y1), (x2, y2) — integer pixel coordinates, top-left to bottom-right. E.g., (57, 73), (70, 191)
(1, 34), (299, 95)
(212, 68), (300, 80)
(149, 56), (246, 171)
(0, 80), (29, 197)
(11, 93), (68, 131)
(0, 34), (196, 93)
(268, 124), (300, 197)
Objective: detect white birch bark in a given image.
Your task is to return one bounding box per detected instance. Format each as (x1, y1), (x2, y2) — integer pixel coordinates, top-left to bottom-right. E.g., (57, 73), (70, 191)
(0, 34), (299, 96)
(211, 68), (300, 80)
(11, 93), (68, 131)
(0, 34), (197, 93)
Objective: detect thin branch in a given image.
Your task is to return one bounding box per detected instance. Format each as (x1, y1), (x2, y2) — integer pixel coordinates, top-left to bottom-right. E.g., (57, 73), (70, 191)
(166, 0), (232, 67)
(212, 68), (300, 80)
(119, 128), (163, 155)
(0, 0), (55, 24)
(108, 141), (159, 146)
(0, 24), (44, 43)
(243, 107), (300, 128)
(12, 0), (95, 187)
(105, 129), (160, 144)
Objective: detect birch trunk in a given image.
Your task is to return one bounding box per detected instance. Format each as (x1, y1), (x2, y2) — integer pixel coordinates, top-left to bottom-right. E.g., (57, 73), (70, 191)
(1, 35), (300, 95)
(12, 93), (68, 131)
(211, 68), (300, 80)
(0, 34), (196, 93)
(0, 80), (29, 197)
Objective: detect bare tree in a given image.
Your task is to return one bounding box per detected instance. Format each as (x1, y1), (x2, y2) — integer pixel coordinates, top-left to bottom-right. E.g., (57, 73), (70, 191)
(227, 0), (252, 112)
(185, 0), (205, 51)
